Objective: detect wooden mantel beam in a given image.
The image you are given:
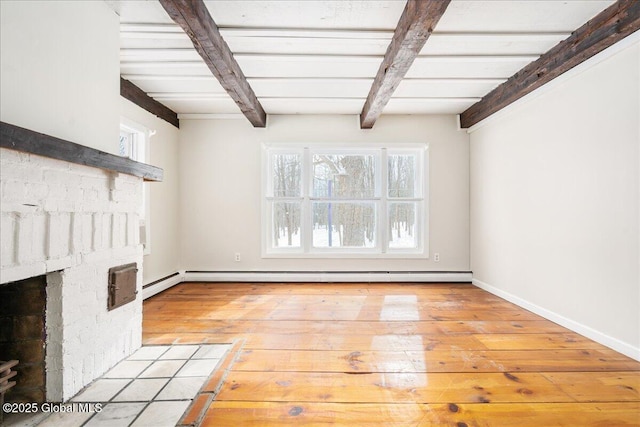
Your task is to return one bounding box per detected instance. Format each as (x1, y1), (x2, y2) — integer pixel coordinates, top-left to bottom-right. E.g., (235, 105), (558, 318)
(460, 0), (640, 129)
(360, 0), (451, 129)
(1, 121), (163, 182)
(120, 77), (180, 129)
(159, 0), (267, 128)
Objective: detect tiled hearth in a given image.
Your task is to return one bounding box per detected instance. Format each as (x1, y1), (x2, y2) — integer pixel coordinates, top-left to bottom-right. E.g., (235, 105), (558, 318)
(5, 344), (232, 427)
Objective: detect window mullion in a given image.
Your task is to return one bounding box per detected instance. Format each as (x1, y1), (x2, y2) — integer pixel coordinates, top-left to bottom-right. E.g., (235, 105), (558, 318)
(302, 147), (312, 253)
(380, 148), (388, 253)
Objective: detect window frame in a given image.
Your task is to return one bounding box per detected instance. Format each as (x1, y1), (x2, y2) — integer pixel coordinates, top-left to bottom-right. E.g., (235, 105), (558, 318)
(262, 142), (429, 259)
(120, 117), (151, 256)
(119, 121), (145, 162)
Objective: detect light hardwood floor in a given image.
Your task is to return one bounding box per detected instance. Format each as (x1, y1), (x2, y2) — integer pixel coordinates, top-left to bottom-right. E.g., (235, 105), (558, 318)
(143, 283), (640, 426)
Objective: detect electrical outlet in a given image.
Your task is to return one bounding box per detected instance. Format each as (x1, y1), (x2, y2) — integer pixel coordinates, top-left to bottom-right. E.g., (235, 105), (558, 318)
(234, 253), (241, 262)
(434, 253), (440, 262)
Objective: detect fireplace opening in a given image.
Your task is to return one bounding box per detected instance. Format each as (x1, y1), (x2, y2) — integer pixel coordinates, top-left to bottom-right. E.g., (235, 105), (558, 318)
(0, 275), (47, 403)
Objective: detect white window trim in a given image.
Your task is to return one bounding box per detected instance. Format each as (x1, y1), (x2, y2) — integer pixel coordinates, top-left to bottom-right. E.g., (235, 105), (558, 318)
(120, 117), (152, 256)
(262, 142), (429, 259)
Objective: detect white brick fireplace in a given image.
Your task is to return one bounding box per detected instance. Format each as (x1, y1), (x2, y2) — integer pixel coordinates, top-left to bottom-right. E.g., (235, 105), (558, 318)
(0, 146), (145, 401)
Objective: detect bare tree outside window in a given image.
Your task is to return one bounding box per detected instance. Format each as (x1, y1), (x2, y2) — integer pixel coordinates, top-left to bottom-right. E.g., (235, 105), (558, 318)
(313, 154), (376, 248)
(272, 153), (301, 248)
(388, 154), (417, 249)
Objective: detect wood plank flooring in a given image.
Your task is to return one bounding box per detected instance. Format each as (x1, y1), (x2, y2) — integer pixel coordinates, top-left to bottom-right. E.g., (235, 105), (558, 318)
(142, 283), (640, 426)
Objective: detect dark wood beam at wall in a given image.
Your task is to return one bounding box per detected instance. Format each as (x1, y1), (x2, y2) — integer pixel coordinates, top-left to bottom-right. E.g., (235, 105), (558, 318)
(360, 0), (451, 129)
(460, 0), (640, 128)
(1, 121), (163, 182)
(159, 0), (267, 128)
(120, 77), (180, 129)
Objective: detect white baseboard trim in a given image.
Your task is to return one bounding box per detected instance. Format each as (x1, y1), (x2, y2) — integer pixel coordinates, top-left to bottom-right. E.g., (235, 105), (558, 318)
(472, 278), (640, 362)
(183, 271), (472, 283)
(142, 272), (184, 300)
(141, 271), (471, 300)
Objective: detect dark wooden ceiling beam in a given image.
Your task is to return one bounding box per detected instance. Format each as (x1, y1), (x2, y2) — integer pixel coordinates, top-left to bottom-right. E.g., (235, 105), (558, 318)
(359, 0), (451, 129)
(460, 0), (640, 129)
(120, 77), (180, 129)
(159, 0), (267, 128)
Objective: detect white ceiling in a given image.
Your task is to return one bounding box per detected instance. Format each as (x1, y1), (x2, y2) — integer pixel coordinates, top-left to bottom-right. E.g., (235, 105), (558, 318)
(109, 0), (615, 119)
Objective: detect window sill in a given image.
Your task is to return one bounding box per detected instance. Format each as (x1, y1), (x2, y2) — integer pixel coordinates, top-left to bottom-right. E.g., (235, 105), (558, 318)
(262, 252), (429, 259)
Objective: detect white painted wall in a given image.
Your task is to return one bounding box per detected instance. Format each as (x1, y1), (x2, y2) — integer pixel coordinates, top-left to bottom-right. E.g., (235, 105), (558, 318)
(470, 37), (640, 359)
(0, 0), (120, 155)
(120, 99), (181, 284)
(178, 115), (469, 272)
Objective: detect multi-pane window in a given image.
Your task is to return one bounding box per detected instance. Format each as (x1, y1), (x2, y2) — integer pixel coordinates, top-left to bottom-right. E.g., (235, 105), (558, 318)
(265, 144), (427, 256)
(120, 119), (150, 255)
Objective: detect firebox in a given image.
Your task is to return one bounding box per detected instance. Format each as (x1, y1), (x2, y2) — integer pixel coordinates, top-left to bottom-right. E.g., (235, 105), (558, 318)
(0, 275), (47, 404)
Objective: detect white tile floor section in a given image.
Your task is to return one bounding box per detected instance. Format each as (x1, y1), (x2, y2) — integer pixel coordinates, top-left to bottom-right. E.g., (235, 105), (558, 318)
(5, 344), (231, 427)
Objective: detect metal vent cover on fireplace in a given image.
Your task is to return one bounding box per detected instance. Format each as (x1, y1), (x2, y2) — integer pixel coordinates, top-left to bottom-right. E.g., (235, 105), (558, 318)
(108, 263), (138, 311)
